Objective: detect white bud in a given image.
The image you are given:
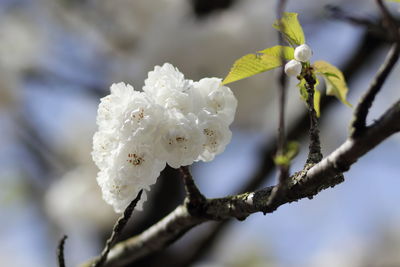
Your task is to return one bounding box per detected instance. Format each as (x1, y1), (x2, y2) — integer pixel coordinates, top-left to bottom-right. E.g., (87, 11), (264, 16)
(284, 60), (302, 76)
(294, 44), (312, 62)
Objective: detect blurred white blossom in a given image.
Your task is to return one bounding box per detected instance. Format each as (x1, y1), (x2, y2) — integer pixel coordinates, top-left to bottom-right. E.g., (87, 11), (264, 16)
(45, 166), (117, 230)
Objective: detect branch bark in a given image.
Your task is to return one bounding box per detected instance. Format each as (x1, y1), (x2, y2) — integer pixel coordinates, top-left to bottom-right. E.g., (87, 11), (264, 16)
(351, 0), (400, 137)
(82, 99), (400, 267)
(90, 190), (143, 267)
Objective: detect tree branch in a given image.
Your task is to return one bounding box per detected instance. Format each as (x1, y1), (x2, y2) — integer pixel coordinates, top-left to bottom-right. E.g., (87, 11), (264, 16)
(267, 0), (290, 207)
(83, 99), (400, 267)
(303, 66), (323, 164)
(90, 189), (143, 267)
(180, 166), (206, 215)
(175, 16), (390, 267)
(57, 235), (68, 267)
(351, 0), (400, 137)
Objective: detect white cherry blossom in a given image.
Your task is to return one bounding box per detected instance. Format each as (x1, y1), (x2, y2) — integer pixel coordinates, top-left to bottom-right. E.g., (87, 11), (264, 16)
(194, 77), (237, 124)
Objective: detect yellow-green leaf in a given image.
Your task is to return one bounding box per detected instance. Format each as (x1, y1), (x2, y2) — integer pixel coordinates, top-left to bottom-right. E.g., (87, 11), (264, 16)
(297, 78), (308, 101)
(296, 76), (320, 117)
(387, 0), (400, 2)
(314, 88), (321, 117)
(273, 141), (300, 167)
(223, 46), (294, 84)
(258, 45), (295, 60)
(273, 12), (305, 47)
(313, 60), (351, 107)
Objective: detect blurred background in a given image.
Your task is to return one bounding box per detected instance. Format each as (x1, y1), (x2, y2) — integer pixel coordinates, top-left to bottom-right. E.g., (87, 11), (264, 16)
(1, 0), (400, 266)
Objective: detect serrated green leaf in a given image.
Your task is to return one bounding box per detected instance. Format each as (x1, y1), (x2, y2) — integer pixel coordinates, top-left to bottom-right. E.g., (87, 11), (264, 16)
(273, 141), (300, 167)
(273, 12), (305, 47)
(313, 60), (352, 107)
(223, 46), (294, 84)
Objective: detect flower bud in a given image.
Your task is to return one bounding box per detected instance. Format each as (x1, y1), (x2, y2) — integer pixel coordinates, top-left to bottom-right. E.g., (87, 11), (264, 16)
(284, 59), (302, 76)
(294, 44), (312, 62)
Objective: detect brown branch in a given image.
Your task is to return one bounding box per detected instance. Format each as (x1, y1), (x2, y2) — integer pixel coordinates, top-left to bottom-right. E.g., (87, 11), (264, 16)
(91, 189), (143, 267)
(180, 166), (206, 215)
(267, 0), (290, 207)
(81, 99), (400, 267)
(57, 235), (68, 267)
(303, 66), (323, 164)
(351, 0), (400, 137)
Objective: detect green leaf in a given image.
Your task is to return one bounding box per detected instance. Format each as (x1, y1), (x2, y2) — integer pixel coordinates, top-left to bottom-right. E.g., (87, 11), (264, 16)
(313, 60), (352, 107)
(273, 141), (300, 167)
(296, 76), (321, 117)
(297, 78), (308, 102)
(223, 46), (294, 84)
(258, 45), (295, 60)
(322, 72), (340, 79)
(387, 0), (400, 2)
(273, 12), (305, 47)
(314, 88), (321, 117)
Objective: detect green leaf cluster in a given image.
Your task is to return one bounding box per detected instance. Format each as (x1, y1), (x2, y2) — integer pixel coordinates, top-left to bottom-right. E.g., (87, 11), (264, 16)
(223, 11), (351, 117)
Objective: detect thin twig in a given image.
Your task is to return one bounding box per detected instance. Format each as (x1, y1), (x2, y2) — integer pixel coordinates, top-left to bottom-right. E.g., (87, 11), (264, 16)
(180, 166), (206, 215)
(267, 0), (290, 207)
(326, 5), (378, 28)
(376, 0), (400, 41)
(352, 0), (400, 137)
(57, 235), (68, 267)
(276, 0), (289, 181)
(91, 189), (143, 267)
(327, 4), (400, 42)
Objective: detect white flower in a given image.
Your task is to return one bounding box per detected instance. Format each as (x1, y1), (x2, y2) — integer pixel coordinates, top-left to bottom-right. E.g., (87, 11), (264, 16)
(143, 63), (194, 113)
(156, 109), (204, 168)
(97, 82), (135, 131)
(112, 139), (165, 185)
(120, 92), (164, 141)
(196, 111), (232, 162)
(284, 59), (302, 76)
(98, 170), (149, 213)
(99, 138), (165, 212)
(294, 44), (312, 62)
(194, 77), (237, 124)
(92, 131), (118, 169)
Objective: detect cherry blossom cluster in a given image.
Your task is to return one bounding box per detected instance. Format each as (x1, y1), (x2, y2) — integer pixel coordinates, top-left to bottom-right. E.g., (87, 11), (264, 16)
(284, 44), (312, 76)
(92, 63), (237, 213)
